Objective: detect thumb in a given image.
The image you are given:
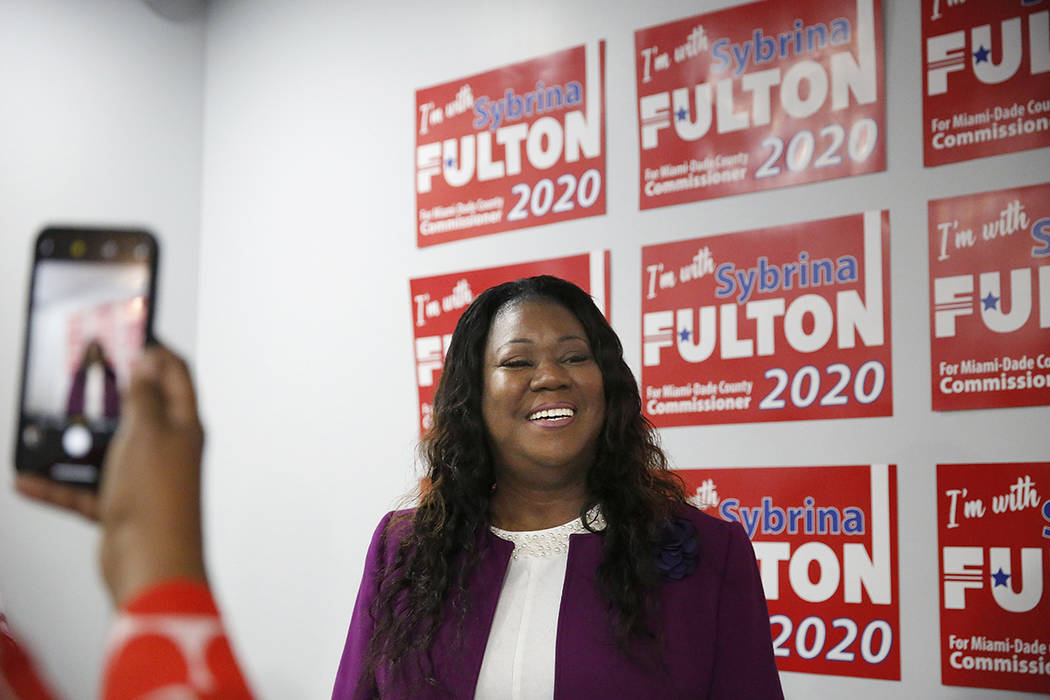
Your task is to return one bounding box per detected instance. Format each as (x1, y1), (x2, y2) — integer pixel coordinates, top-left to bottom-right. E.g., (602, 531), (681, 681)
(155, 347), (201, 428)
(121, 348), (167, 428)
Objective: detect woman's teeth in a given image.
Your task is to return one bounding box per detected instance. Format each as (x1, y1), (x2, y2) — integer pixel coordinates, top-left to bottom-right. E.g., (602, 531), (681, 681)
(529, 408), (575, 421)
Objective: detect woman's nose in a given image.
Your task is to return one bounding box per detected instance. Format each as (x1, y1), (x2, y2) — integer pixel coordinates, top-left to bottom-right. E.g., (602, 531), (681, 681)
(529, 359), (570, 391)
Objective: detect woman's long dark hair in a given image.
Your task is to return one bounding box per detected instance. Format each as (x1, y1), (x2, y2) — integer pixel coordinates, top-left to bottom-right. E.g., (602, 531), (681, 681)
(364, 275), (685, 685)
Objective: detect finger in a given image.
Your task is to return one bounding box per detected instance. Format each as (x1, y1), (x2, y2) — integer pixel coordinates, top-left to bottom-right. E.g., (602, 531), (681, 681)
(16, 474), (100, 520)
(122, 349), (167, 426)
(154, 346), (200, 427)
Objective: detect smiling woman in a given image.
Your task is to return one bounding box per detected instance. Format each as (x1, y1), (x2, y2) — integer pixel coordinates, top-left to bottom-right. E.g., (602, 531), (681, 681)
(332, 276), (784, 699)
(481, 300), (605, 529)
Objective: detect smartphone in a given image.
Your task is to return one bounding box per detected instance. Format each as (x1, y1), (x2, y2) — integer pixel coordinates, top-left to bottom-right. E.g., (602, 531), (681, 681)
(14, 226), (158, 489)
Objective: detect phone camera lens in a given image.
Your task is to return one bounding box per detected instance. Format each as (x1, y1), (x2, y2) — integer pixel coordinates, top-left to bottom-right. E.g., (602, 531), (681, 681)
(133, 243), (150, 261)
(101, 241), (118, 258)
(39, 239), (54, 256)
(70, 239), (87, 258)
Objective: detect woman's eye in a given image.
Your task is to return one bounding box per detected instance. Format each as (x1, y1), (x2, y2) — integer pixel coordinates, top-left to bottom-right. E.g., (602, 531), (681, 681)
(565, 354), (591, 364)
(501, 359), (530, 368)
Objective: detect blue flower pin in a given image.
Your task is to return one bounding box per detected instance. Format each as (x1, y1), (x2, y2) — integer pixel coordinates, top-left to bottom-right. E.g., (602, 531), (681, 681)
(656, 516), (699, 581)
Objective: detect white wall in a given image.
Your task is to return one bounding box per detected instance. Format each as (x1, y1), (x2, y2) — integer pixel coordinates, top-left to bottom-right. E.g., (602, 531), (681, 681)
(2, 0), (1046, 698)
(0, 1), (204, 697)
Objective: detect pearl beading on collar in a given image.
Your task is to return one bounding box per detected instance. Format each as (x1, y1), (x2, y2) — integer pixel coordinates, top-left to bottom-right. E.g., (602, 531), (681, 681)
(490, 507), (606, 559)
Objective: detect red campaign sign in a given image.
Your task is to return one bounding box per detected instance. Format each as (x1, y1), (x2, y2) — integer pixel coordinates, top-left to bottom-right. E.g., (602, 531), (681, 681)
(922, 0), (1050, 167)
(641, 211), (891, 427)
(929, 182), (1050, 411)
(409, 251), (610, 434)
(679, 465), (899, 680)
(415, 43), (606, 247)
(937, 462), (1050, 694)
(634, 0), (885, 209)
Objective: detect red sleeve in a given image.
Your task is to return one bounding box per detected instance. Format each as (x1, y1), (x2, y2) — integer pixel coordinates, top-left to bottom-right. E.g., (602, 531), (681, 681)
(1, 606), (58, 700)
(101, 579), (253, 700)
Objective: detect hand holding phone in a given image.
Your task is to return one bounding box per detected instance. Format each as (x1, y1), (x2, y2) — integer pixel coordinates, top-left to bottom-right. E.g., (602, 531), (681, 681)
(16, 345), (208, 606)
(14, 226), (158, 488)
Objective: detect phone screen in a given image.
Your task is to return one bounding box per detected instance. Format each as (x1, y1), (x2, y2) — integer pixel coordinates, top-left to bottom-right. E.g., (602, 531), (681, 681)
(15, 227), (158, 488)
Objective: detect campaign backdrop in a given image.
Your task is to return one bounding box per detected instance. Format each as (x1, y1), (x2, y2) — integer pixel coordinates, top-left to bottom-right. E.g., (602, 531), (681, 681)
(415, 42), (606, 247)
(66, 298), (146, 389)
(937, 462), (1050, 694)
(641, 210), (891, 427)
(929, 182), (1050, 411)
(679, 464), (900, 680)
(634, 0), (885, 209)
(922, 0), (1050, 167)
(409, 251), (609, 434)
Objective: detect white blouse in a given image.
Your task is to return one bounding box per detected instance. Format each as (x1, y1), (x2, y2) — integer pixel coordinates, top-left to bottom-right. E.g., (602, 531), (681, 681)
(83, 363), (105, 421)
(474, 509), (605, 700)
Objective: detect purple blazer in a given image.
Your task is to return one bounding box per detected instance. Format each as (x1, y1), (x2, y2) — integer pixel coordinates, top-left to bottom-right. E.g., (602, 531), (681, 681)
(333, 504), (784, 699)
(65, 362), (120, 419)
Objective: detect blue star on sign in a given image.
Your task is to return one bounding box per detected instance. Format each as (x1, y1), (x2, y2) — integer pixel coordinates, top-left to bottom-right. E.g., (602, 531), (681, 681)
(981, 291), (1000, 310)
(991, 567), (1010, 587)
(676, 107), (688, 121)
(445, 157), (456, 168)
(679, 328), (691, 341)
(973, 45), (990, 64)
